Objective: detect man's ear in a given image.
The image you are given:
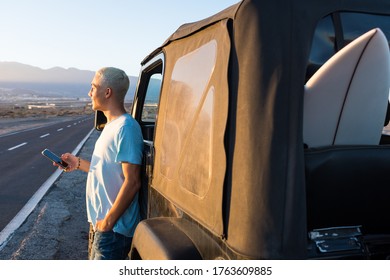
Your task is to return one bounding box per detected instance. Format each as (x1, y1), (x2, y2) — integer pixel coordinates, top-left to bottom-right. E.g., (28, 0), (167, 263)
(105, 88), (113, 99)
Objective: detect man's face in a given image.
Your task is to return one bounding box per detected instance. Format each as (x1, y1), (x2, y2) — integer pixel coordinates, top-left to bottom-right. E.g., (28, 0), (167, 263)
(88, 74), (107, 111)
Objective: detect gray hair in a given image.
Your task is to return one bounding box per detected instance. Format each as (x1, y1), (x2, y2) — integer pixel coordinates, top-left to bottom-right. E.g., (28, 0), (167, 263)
(96, 67), (130, 101)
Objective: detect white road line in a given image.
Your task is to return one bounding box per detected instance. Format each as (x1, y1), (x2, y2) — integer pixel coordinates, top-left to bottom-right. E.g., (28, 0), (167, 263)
(39, 133), (50, 138)
(8, 142), (28, 151)
(67, 125), (71, 128)
(57, 128), (63, 132)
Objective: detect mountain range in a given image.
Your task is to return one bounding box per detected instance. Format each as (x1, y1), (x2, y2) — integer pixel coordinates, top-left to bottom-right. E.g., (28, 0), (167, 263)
(0, 62), (138, 100)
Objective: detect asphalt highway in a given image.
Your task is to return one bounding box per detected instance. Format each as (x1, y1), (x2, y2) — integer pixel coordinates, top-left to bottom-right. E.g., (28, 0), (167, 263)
(0, 115), (94, 232)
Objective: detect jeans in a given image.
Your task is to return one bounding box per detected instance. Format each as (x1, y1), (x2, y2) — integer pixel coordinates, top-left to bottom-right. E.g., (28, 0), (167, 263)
(89, 229), (133, 260)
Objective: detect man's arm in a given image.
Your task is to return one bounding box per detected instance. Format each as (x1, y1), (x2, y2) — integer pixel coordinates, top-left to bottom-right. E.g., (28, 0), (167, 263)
(96, 162), (141, 232)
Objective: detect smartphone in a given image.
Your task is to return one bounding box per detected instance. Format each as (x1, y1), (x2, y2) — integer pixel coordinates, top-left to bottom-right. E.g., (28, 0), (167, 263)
(41, 149), (68, 169)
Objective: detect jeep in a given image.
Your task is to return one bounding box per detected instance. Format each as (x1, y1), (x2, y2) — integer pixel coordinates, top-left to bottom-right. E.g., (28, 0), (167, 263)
(96, 0), (390, 259)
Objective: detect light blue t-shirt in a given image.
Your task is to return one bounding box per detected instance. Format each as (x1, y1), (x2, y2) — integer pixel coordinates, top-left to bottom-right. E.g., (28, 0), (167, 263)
(86, 114), (144, 237)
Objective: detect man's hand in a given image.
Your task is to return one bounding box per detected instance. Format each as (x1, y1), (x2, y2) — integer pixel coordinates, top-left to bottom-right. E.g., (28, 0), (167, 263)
(95, 218), (114, 232)
(54, 153), (90, 173)
(52, 153), (78, 172)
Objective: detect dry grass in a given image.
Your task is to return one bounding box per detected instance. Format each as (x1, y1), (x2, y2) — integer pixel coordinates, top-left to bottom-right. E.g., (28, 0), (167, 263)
(0, 104), (94, 119)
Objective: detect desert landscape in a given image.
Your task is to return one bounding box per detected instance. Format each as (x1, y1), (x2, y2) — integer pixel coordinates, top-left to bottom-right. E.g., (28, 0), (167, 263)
(0, 99), (139, 136)
(0, 62), (141, 135)
(0, 102), (93, 118)
(0, 100), (94, 136)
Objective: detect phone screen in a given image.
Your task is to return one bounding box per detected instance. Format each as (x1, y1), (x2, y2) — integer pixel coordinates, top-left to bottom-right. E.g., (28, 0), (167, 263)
(41, 149), (68, 168)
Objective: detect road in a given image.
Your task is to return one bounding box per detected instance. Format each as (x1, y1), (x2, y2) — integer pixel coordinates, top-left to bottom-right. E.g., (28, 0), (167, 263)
(0, 115), (94, 232)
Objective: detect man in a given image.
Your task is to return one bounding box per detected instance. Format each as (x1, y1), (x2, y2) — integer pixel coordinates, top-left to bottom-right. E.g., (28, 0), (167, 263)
(58, 67), (144, 260)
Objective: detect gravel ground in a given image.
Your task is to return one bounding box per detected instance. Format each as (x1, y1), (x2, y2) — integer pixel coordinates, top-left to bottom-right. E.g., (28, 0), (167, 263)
(0, 130), (99, 260)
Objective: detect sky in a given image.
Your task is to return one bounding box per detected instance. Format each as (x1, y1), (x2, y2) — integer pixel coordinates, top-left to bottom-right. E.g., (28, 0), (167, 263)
(0, 0), (239, 77)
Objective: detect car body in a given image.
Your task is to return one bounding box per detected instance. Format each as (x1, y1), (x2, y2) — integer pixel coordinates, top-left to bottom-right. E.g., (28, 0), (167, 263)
(96, 0), (390, 259)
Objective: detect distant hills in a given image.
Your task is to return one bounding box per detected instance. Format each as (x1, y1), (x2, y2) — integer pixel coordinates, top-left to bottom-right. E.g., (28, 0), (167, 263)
(0, 62), (138, 100)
